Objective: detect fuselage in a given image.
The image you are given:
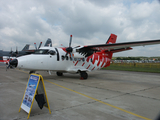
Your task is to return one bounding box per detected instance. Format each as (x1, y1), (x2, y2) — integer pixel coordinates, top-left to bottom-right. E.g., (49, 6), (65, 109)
(16, 47), (111, 73)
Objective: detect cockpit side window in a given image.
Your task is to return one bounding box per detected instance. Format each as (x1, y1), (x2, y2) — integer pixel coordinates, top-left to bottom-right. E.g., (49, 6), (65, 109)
(49, 50), (56, 55)
(34, 49), (49, 54)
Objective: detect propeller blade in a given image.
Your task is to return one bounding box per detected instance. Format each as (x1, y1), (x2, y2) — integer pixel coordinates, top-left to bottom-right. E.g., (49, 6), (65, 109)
(69, 35), (72, 47)
(70, 52), (74, 61)
(38, 42), (42, 49)
(64, 35), (75, 61)
(63, 53), (68, 60)
(34, 43), (37, 50)
(61, 44), (65, 47)
(15, 46), (18, 54)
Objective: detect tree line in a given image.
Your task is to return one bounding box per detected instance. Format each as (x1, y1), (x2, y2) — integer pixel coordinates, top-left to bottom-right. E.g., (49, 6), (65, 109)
(114, 57), (160, 61)
(115, 57), (141, 60)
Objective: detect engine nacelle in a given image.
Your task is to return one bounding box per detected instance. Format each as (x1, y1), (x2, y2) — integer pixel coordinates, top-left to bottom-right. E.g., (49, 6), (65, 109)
(72, 46), (86, 58)
(73, 52), (86, 58)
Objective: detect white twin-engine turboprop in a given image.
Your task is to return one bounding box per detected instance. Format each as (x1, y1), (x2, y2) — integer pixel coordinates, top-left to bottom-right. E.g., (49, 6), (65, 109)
(9, 34), (160, 79)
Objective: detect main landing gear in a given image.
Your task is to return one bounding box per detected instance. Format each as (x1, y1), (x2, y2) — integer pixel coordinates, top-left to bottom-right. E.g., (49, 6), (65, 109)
(56, 71), (88, 80)
(80, 71), (88, 80)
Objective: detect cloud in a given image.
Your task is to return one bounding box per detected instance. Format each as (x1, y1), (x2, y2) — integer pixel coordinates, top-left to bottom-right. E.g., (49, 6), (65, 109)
(0, 0), (160, 57)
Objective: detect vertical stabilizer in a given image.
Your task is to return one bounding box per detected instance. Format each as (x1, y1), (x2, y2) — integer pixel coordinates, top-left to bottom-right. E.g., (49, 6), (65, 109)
(106, 33), (117, 44)
(104, 34), (117, 67)
(44, 38), (52, 47)
(22, 44), (30, 51)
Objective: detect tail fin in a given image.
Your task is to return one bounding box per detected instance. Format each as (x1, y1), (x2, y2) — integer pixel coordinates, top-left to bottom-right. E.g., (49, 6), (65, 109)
(106, 33), (117, 44)
(44, 38), (52, 47)
(104, 34), (117, 67)
(22, 44), (30, 51)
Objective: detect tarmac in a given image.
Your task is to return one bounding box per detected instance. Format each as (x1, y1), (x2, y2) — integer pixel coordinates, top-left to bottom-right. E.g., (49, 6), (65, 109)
(0, 63), (160, 120)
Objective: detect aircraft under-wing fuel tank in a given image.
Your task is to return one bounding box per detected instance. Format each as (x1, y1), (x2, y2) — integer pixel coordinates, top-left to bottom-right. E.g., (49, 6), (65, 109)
(9, 34), (160, 79)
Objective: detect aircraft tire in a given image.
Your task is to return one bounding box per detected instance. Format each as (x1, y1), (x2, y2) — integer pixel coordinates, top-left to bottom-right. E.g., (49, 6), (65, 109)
(80, 71), (88, 79)
(29, 71), (35, 74)
(56, 72), (63, 76)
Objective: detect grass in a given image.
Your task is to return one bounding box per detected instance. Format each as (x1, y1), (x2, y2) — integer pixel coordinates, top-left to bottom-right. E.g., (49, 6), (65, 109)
(103, 63), (160, 73)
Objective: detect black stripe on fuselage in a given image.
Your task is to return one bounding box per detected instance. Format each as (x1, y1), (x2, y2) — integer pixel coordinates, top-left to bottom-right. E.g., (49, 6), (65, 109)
(55, 48), (59, 61)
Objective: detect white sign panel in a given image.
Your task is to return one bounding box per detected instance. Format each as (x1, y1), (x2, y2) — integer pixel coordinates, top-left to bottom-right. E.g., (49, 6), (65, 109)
(21, 75), (39, 113)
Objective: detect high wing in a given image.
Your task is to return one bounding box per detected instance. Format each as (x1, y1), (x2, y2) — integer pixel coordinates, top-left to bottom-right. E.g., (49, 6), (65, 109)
(78, 39), (160, 55)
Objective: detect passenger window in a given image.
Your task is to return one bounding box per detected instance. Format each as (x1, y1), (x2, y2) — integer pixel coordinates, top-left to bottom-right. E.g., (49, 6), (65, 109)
(82, 58), (85, 62)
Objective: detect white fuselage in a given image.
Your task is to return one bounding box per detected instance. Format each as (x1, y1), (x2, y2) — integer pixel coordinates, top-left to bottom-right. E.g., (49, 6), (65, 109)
(16, 47), (110, 73)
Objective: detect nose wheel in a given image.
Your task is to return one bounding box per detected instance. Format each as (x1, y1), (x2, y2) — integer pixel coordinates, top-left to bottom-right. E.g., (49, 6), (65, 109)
(56, 72), (63, 76)
(29, 71), (35, 74)
(80, 71), (88, 80)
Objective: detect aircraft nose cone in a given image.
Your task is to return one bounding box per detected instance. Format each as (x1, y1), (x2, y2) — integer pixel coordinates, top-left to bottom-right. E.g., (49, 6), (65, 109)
(9, 59), (18, 67)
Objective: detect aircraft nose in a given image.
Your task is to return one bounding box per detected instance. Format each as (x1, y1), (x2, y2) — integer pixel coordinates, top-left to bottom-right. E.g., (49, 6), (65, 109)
(9, 59), (18, 67)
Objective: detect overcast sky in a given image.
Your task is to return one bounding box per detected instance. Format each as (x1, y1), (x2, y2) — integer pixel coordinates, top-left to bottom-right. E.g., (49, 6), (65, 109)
(0, 0), (160, 57)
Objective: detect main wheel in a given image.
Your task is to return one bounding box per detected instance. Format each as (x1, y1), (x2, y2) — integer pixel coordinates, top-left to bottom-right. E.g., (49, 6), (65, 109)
(80, 71), (88, 80)
(56, 72), (63, 76)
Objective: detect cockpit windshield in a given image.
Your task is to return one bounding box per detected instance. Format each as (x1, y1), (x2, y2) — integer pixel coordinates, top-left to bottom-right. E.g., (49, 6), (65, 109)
(34, 49), (49, 54)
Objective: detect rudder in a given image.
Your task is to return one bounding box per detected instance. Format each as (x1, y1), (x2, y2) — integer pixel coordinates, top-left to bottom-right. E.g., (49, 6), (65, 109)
(22, 44), (30, 51)
(104, 34), (117, 67)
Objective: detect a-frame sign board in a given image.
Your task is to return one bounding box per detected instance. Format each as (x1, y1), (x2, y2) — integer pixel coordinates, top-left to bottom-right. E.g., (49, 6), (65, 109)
(19, 73), (51, 119)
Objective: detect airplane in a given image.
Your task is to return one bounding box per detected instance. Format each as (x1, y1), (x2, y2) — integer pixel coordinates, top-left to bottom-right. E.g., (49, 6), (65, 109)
(44, 38), (52, 47)
(8, 34), (160, 79)
(0, 44), (30, 63)
(0, 38), (52, 64)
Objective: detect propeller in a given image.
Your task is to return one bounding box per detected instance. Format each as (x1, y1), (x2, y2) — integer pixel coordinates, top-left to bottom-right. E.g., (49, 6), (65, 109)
(11, 47), (19, 57)
(64, 35), (74, 61)
(9, 48), (13, 55)
(9, 47), (19, 57)
(34, 43), (37, 50)
(14, 47), (18, 56)
(34, 42), (42, 50)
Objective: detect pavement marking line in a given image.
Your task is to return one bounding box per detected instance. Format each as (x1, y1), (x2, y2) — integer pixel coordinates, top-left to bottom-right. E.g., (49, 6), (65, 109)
(45, 80), (151, 120)
(16, 69), (151, 120)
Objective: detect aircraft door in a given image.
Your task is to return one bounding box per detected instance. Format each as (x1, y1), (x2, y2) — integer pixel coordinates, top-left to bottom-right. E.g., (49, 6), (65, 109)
(47, 49), (58, 69)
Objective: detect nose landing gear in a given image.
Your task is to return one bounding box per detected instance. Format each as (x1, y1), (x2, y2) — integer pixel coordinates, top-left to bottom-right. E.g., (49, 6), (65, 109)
(56, 72), (63, 76)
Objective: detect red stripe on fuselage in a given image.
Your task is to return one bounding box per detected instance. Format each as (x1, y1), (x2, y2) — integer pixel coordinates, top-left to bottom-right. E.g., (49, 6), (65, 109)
(92, 66), (95, 71)
(74, 61), (79, 66)
(86, 65), (91, 69)
(82, 62), (85, 66)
